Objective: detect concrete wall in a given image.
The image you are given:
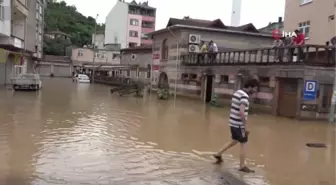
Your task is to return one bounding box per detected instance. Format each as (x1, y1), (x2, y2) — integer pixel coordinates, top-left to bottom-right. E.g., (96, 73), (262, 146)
(284, 0), (334, 45)
(121, 52), (152, 68)
(26, 0), (37, 53)
(0, 0), (11, 37)
(37, 63), (72, 77)
(71, 48), (120, 65)
(92, 33), (105, 49)
(105, 1), (128, 48)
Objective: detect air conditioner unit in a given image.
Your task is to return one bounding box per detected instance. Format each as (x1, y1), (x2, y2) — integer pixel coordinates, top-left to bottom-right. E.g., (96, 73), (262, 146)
(189, 45), (200, 53)
(189, 34), (201, 44)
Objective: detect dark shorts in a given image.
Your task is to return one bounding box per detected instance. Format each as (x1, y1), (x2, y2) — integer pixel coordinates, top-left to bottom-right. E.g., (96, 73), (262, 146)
(230, 126), (248, 143)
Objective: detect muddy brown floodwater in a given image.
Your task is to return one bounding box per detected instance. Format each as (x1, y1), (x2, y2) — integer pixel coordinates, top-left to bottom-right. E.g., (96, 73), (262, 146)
(0, 78), (334, 185)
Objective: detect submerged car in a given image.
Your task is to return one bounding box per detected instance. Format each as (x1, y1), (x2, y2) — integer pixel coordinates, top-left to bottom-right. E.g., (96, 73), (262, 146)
(73, 74), (90, 83)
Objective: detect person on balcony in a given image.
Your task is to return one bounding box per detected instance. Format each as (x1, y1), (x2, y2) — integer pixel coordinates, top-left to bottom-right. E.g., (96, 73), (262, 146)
(208, 40), (218, 62)
(272, 37), (285, 62)
(329, 36), (336, 63)
(293, 29), (305, 61)
(198, 41), (208, 64)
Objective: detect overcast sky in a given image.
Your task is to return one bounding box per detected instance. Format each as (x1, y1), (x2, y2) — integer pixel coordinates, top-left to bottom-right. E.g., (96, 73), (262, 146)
(62, 0), (285, 29)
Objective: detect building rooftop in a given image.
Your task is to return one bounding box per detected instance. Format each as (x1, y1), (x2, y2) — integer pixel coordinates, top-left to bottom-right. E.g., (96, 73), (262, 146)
(166, 17), (259, 32)
(118, 0), (156, 9)
(149, 17), (272, 38)
(120, 45), (152, 53)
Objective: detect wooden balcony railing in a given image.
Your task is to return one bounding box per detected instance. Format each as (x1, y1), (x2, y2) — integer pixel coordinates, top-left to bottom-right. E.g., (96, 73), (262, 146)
(181, 45), (335, 67)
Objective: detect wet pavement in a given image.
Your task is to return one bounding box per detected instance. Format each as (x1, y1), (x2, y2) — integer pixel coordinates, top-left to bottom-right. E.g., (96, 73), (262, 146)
(0, 78), (334, 185)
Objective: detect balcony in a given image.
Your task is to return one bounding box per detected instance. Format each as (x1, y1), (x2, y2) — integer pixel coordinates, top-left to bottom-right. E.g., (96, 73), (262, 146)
(181, 45), (335, 67)
(0, 36), (24, 50)
(12, 0), (28, 17)
(11, 19), (25, 40)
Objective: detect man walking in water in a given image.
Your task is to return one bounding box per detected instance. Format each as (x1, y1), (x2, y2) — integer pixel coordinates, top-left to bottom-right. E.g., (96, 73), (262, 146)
(213, 78), (259, 173)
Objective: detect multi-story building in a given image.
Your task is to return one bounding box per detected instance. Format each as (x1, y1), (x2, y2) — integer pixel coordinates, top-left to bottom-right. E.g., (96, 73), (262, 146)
(0, 0), (45, 85)
(70, 47), (120, 67)
(284, 0), (335, 45)
(105, 0), (156, 49)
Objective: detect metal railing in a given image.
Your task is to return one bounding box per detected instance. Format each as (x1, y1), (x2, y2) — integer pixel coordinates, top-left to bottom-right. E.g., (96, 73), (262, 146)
(181, 45), (335, 67)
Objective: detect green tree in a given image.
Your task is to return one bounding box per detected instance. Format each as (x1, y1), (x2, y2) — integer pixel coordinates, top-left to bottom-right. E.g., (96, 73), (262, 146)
(44, 1), (105, 55)
(43, 37), (72, 56)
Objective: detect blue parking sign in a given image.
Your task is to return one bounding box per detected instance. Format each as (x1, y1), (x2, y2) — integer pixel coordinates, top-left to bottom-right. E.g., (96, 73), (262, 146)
(303, 80), (318, 101)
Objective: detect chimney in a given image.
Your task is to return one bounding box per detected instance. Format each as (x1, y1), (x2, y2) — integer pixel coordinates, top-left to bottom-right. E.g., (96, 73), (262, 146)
(278, 17), (282, 23)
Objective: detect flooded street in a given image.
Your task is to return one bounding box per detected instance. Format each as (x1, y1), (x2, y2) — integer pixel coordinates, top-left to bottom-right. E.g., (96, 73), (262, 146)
(0, 78), (334, 185)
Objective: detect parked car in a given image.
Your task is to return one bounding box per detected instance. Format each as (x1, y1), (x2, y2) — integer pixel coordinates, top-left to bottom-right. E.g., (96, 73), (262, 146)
(73, 74), (90, 83)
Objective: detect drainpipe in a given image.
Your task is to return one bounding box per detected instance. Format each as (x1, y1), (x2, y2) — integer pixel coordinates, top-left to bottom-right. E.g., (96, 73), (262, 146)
(168, 27), (179, 102)
(150, 39), (154, 94)
(329, 65), (336, 123)
(92, 14), (99, 84)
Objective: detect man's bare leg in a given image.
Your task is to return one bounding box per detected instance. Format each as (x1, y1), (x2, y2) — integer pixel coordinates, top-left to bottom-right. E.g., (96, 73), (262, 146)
(213, 140), (237, 163)
(239, 143), (246, 168)
(238, 143), (254, 173)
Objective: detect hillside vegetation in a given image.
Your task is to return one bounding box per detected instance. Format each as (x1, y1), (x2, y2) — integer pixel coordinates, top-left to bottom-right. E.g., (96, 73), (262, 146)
(43, 1), (105, 55)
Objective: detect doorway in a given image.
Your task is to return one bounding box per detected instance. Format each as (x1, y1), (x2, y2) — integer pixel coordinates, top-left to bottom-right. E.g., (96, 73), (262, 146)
(277, 78), (298, 118)
(205, 75), (213, 102)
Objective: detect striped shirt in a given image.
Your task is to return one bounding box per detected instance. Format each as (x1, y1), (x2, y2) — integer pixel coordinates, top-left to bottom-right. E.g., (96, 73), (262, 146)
(229, 90), (249, 128)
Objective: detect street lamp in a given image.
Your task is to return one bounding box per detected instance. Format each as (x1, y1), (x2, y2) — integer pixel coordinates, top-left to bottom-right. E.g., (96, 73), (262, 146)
(92, 13), (99, 84)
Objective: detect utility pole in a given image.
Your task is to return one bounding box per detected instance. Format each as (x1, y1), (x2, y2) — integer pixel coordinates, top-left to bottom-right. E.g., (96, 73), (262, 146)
(328, 71), (335, 123)
(91, 14), (99, 84)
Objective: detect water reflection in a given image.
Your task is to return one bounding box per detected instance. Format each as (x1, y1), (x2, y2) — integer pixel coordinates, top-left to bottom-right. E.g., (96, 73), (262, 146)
(0, 78), (334, 185)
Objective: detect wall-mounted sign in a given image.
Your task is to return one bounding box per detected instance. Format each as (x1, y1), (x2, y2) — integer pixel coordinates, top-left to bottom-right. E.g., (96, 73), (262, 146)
(303, 80), (318, 101)
(152, 65), (159, 71)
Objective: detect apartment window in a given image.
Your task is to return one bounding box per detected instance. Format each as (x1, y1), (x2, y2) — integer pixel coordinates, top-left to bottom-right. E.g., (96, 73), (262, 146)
(141, 33), (149, 40)
(0, 0), (4, 20)
(78, 50), (83, 56)
(129, 42), (137, 48)
(112, 53), (120, 59)
(130, 19), (139, 26)
(39, 5), (42, 15)
(142, 21), (154, 28)
(101, 53), (106, 59)
(298, 21), (310, 38)
(94, 52), (100, 58)
(129, 30), (138, 37)
(300, 0), (312, 5)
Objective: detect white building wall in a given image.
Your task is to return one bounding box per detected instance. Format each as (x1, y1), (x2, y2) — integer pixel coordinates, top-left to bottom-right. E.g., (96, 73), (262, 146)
(0, 0), (11, 37)
(92, 33), (105, 49)
(105, 1), (128, 48)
